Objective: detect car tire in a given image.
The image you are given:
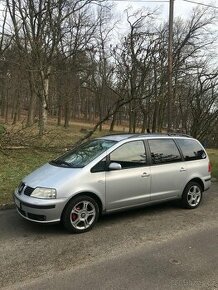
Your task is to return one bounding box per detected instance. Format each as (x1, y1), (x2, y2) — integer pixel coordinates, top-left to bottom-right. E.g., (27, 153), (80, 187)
(62, 195), (99, 233)
(181, 181), (203, 209)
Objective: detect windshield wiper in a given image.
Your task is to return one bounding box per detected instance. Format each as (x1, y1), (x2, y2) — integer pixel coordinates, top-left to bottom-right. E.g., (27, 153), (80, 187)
(50, 160), (72, 167)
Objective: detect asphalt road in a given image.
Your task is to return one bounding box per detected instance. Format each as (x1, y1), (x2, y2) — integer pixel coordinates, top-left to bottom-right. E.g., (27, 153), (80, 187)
(0, 184), (217, 290)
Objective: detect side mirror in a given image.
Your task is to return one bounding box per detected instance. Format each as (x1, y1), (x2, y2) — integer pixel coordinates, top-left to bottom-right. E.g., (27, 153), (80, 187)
(108, 162), (122, 170)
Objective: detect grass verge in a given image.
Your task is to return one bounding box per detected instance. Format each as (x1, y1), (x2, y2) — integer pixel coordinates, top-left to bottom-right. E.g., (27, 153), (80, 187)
(207, 149), (218, 180)
(0, 149), (57, 205)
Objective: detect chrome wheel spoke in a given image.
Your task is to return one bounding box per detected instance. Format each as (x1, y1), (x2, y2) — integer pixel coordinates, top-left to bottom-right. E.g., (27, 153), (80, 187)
(72, 208), (80, 214)
(193, 186), (198, 195)
(72, 218), (80, 227)
(187, 185), (201, 206)
(83, 201), (89, 211)
(188, 193), (193, 201)
(84, 218), (90, 229)
(87, 209), (95, 217)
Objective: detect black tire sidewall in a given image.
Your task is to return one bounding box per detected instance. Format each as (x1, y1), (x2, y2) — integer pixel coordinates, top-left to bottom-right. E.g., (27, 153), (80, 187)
(62, 195), (99, 233)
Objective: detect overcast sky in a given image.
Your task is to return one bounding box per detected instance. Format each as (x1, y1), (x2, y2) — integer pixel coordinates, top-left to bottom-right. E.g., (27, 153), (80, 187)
(109, 0), (218, 53)
(112, 0), (218, 20)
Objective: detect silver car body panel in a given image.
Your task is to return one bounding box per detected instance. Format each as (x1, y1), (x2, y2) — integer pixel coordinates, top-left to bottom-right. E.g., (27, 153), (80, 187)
(105, 166), (151, 210)
(150, 162), (187, 201)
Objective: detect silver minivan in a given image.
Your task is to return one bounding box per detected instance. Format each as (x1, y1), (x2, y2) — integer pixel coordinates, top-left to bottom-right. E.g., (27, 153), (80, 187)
(14, 134), (211, 233)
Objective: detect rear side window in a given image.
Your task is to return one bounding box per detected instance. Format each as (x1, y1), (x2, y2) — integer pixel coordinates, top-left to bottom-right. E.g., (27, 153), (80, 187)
(148, 139), (182, 165)
(176, 139), (206, 161)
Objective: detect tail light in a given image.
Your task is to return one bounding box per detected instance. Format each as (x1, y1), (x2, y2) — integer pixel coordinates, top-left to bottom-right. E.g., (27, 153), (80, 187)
(208, 162), (212, 173)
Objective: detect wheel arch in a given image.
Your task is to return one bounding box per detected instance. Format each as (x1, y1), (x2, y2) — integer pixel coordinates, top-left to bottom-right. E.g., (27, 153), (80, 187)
(184, 178), (204, 192)
(61, 192), (103, 221)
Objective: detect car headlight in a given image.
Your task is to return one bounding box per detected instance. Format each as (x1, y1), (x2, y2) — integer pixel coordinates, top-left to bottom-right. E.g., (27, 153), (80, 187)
(30, 187), (57, 199)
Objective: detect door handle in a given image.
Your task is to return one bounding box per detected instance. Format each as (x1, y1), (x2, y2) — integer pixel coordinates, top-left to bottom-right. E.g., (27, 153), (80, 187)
(180, 167), (186, 172)
(141, 172), (150, 177)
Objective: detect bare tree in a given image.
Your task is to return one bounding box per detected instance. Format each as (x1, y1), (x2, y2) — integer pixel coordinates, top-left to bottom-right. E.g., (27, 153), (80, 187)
(113, 9), (159, 132)
(0, 2), (217, 147)
(0, 5), (13, 121)
(6, 0), (104, 135)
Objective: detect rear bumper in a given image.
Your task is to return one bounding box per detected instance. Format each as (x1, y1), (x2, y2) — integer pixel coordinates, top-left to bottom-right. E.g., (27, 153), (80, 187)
(204, 177), (211, 191)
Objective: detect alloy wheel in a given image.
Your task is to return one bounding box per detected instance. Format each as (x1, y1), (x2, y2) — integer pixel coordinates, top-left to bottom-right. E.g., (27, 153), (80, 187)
(70, 200), (96, 230)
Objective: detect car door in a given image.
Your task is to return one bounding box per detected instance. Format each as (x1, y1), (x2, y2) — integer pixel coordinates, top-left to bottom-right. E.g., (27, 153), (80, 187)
(148, 138), (187, 201)
(105, 140), (151, 211)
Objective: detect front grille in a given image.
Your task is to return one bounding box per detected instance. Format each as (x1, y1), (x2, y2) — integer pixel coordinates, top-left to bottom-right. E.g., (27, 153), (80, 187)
(18, 182), (25, 194)
(24, 186), (35, 196)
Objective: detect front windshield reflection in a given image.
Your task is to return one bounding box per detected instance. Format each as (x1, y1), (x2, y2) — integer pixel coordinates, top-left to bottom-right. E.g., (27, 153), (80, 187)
(50, 139), (117, 168)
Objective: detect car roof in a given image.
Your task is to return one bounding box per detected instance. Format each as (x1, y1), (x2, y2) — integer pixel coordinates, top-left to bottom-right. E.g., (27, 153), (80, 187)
(98, 133), (193, 142)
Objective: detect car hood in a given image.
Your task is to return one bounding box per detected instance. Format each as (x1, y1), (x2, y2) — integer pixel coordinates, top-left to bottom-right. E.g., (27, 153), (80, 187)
(23, 163), (82, 190)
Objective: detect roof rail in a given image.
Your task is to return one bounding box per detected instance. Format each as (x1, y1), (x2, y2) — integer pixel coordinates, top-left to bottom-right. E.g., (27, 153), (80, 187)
(103, 133), (136, 137)
(129, 133), (193, 138)
(167, 133), (192, 138)
(103, 132), (193, 139)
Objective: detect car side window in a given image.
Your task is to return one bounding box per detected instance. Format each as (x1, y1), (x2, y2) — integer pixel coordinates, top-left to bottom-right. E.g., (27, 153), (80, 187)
(176, 139), (206, 161)
(148, 139), (182, 165)
(110, 141), (147, 169)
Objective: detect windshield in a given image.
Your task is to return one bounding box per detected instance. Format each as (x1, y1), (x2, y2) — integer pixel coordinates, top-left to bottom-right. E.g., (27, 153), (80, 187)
(50, 139), (117, 168)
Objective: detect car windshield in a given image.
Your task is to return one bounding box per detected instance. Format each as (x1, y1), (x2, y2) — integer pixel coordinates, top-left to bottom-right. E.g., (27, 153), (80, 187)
(50, 139), (117, 168)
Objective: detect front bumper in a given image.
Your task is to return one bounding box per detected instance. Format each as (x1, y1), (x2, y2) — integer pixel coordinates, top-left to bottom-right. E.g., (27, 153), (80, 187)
(14, 191), (67, 223)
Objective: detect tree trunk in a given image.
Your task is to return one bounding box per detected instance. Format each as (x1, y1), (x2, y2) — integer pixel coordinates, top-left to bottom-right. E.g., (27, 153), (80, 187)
(141, 110), (147, 133)
(1, 92), (5, 117)
(27, 72), (36, 127)
(109, 113), (116, 132)
(128, 101), (134, 133)
(38, 67), (51, 136)
(12, 92), (20, 125)
(57, 103), (62, 126)
(64, 102), (70, 128)
(38, 97), (47, 136)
